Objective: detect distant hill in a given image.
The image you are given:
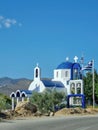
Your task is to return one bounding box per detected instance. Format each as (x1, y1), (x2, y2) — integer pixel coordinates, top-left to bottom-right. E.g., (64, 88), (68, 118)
(0, 77), (32, 96)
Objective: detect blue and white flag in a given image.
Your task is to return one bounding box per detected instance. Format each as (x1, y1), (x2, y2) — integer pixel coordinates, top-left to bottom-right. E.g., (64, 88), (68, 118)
(82, 60), (93, 70)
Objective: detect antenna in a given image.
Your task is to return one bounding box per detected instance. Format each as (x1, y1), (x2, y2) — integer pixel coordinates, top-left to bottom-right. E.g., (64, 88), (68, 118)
(80, 52), (84, 65)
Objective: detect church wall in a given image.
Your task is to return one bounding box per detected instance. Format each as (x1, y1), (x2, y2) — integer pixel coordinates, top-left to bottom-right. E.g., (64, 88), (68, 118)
(28, 80), (45, 93)
(53, 69), (71, 82)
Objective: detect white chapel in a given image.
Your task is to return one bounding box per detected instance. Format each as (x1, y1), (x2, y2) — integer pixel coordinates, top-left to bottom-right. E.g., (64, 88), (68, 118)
(28, 56), (83, 95)
(10, 56), (84, 110)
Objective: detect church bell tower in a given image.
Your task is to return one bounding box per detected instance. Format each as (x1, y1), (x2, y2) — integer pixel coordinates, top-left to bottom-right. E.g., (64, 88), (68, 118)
(34, 63), (41, 81)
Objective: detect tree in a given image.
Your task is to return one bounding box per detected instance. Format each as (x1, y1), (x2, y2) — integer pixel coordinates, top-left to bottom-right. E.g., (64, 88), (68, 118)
(0, 94), (6, 111)
(0, 93), (11, 111)
(83, 72), (93, 104)
(83, 70), (98, 104)
(94, 70), (98, 103)
(30, 91), (66, 115)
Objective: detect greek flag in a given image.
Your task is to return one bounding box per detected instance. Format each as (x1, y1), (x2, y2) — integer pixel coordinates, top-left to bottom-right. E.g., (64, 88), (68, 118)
(82, 60), (93, 70)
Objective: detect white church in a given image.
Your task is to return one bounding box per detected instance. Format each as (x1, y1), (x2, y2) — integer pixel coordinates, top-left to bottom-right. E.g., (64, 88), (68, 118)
(10, 56), (83, 110)
(28, 56), (83, 95)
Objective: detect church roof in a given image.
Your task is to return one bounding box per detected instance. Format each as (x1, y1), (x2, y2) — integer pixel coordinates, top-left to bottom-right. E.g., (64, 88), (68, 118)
(21, 90), (32, 95)
(56, 61), (73, 69)
(42, 79), (64, 88)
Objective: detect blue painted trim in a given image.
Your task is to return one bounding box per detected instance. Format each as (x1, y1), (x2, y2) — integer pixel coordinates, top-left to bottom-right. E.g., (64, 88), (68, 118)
(67, 94), (86, 108)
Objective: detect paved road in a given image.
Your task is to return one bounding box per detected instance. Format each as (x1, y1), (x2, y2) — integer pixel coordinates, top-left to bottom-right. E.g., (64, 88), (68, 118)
(0, 115), (98, 130)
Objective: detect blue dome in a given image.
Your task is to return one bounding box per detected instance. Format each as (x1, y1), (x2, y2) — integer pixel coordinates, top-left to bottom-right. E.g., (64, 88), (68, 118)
(72, 63), (81, 69)
(56, 62), (73, 69)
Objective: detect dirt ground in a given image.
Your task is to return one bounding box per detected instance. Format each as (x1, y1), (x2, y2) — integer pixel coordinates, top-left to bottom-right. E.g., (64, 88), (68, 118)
(55, 107), (98, 116)
(1, 102), (98, 120)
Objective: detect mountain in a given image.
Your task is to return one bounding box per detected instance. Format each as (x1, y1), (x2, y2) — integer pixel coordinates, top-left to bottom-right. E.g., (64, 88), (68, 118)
(0, 77), (32, 96)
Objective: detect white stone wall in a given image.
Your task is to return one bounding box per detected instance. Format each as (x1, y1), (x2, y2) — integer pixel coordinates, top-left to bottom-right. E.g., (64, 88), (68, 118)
(53, 69), (71, 81)
(28, 80), (45, 93)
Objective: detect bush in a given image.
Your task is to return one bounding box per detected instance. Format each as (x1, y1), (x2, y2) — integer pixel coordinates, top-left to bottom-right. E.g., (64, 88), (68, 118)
(0, 96), (6, 111)
(0, 93), (11, 111)
(30, 91), (66, 115)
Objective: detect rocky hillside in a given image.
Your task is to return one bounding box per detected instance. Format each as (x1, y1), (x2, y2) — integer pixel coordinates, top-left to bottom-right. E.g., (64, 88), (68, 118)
(0, 77), (32, 96)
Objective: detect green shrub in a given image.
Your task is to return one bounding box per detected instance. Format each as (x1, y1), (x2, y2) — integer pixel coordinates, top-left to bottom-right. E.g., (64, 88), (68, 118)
(30, 91), (66, 114)
(0, 93), (11, 111)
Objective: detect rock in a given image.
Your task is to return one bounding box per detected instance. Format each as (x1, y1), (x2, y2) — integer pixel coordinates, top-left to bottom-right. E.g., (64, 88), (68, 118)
(55, 108), (89, 116)
(0, 111), (11, 119)
(33, 111), (42, 117)
(15, 101), (37, 116)
(49, 112), (54, 116)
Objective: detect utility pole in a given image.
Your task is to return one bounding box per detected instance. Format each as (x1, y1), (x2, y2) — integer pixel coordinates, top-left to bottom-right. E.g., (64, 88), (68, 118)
(92, 59), (95, 109)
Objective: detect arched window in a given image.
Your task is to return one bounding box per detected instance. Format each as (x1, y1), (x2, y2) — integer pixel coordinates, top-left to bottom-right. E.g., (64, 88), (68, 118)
(12, 94), (15, 98)
(56, 71), (58, 78)
(73, 69), (78, 79)
(76, 83), (81, 94)
(70, 83), (75, 94)
(65, 71), (68, 77)
(21, 93), (25, 97)
(77, 83), (81, 88)
(10, 92), (16, 98)
(36, 69), (38, 78)
(16, 91), (20, 97)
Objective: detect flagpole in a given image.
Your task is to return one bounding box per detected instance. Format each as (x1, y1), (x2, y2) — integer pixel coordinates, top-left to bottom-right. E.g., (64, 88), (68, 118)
(92, 59), (95, 109)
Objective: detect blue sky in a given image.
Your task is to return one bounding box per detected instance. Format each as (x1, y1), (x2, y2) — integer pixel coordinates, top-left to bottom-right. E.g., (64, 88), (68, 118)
(0, 0), (98, 79)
